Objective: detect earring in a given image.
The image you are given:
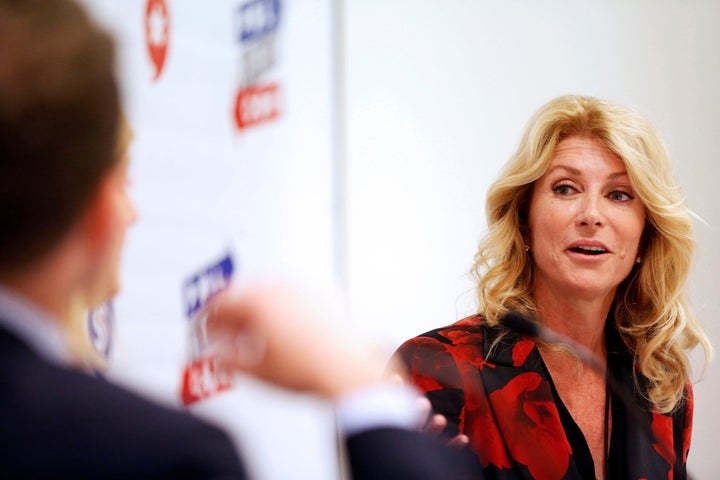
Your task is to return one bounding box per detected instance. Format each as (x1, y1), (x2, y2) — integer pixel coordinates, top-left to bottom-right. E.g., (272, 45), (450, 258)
(635, 256), (642, 264)
(524, 245), (530, 252)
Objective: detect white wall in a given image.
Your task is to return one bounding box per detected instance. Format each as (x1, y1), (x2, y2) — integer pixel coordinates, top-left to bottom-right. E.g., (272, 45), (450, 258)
(344, 1), (720, 477)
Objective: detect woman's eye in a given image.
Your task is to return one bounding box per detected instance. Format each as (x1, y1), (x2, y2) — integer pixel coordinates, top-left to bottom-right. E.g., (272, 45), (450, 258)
(553, 184), (575, 195)
(608, 190), (633, 202)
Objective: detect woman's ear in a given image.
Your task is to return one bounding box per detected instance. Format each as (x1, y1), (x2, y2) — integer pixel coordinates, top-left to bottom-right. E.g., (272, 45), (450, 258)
(519, 221), (530, 251)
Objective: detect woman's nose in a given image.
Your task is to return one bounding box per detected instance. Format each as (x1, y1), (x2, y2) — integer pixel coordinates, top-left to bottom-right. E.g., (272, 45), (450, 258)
(577, 195), (604, 227)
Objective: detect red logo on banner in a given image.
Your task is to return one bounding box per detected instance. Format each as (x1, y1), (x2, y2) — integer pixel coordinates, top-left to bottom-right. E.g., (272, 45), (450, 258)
(181, 356), (233, 405)
(145, 0), (170, 81)
(234, 82), (281, 129)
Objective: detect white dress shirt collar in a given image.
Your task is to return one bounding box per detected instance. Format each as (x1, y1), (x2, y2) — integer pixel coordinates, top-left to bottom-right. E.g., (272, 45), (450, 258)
(0, 286), (72, 366)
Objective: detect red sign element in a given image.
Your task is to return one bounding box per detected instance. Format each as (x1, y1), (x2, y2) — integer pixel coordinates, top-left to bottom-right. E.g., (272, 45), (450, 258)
(234, 82), (281, 129)
(145, 0), (170, 81)
(181, 356), (233, 405)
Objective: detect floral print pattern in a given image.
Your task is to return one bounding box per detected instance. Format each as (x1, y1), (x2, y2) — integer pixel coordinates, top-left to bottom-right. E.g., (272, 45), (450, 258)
(391, 315), (693, 480)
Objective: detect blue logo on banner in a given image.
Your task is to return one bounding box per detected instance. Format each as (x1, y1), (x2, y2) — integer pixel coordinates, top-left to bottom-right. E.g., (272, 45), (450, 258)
(237, 0), (281, 44)
(183, 254), (235, 320)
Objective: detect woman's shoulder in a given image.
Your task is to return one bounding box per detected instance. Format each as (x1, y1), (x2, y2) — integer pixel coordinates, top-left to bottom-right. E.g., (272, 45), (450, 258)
(399, 314), (482, 344)
(394, 314), (509, 355)
(388, 316), (485, 382)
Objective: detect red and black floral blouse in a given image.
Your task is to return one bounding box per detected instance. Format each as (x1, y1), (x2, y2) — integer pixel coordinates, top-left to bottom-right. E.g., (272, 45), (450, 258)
(391, 315), (693, 480)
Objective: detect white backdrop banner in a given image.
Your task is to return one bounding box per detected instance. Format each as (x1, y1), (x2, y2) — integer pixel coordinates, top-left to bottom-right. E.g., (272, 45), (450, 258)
(81, 1), (339, 478)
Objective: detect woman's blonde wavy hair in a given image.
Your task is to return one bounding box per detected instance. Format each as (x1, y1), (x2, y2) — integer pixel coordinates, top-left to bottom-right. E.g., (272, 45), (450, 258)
(473, 94), (712, 413)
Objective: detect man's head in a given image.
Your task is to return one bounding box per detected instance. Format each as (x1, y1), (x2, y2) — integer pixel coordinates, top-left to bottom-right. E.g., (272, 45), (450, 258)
(0, 0), (120, 273)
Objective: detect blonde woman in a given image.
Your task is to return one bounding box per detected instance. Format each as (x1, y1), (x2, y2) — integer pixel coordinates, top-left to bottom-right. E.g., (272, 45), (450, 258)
(392, 95), (711, 479)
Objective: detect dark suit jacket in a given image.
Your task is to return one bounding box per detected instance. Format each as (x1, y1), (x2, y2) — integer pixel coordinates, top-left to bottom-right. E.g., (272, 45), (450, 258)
(0, 324), (470, 479)
(393, 315), (692, 480)
(0, 325), (246, 479)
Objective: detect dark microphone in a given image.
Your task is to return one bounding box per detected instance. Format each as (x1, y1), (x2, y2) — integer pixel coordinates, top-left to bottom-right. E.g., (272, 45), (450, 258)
(502, 312), (685, 477)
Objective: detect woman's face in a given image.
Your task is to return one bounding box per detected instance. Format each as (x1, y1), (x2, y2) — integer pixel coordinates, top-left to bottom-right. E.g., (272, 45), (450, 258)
(526, 135), (646, 303)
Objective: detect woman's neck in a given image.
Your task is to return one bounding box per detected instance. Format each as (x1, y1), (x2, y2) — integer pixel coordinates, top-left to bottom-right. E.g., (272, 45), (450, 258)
(533, 284), (613, 356)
